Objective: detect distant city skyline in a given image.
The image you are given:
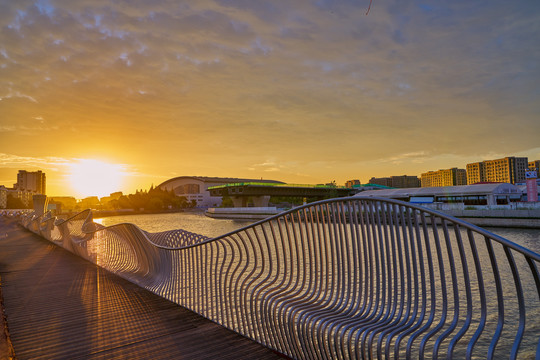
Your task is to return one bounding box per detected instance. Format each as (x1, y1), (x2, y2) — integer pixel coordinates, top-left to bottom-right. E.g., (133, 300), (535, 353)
(1, 153), (538, 199)
(1, 1), (539, 197)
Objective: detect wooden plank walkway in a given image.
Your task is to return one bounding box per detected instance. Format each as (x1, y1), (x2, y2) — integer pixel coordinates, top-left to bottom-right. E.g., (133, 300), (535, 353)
(0, 218), (283, 360)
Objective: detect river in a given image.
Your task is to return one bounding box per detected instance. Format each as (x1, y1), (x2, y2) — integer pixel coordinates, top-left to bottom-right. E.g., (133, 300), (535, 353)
(88, 211), (540, 357)
(95, 211), (540, 253)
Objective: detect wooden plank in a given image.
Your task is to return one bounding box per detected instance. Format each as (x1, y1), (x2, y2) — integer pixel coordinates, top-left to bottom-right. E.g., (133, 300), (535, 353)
(0, 219), (283, 360)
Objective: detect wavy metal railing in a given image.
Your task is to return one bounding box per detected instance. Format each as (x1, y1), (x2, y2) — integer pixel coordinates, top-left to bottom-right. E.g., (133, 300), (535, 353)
(14, 197), (540, 359)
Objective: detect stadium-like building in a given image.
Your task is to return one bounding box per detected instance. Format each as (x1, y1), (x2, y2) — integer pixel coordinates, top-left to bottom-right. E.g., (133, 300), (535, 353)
(157, 176), (284, 208)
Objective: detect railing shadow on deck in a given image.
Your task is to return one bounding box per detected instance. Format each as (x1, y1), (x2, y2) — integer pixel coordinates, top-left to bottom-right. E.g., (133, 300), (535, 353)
(12, 197), (540, 360)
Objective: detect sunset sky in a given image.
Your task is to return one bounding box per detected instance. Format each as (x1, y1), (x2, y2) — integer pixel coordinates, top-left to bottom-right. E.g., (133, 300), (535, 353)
(1, 0), (539, 198)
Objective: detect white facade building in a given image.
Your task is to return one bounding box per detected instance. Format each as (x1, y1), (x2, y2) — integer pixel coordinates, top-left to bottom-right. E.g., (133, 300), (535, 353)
(157, 176), (284, 208)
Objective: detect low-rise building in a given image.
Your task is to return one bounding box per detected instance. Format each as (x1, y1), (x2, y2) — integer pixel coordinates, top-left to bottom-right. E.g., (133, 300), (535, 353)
(390, 175), (421, 188)
(99, 192), (123, 205)
(0, 186), (33, 208)
(0, 186), (7, 209)
(368, 177), (393, 187)
(48, 197), (78, 211)
(368, 175), (420, 188)
(357, 183), (523, 206)
(345, 179), (361, 188)
(79, 196), (100, 209)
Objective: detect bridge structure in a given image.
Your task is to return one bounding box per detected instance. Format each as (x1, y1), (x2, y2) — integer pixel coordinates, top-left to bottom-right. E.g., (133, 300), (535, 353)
(0, 217), (282, 359)
(207, 182), (356, 207)
(7, 196), (540, 359)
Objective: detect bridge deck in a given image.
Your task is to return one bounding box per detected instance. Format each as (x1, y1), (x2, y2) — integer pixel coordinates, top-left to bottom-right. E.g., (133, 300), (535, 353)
(0, 218), (282, 360)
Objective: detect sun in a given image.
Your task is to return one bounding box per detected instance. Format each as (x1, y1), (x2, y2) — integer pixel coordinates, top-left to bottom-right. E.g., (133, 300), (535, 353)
(68, 159), (125, 198)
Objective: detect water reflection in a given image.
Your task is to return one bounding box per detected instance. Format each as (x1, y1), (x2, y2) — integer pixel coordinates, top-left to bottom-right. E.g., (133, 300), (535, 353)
(96, 212), (540, 250)
(97, 212), (253, 237)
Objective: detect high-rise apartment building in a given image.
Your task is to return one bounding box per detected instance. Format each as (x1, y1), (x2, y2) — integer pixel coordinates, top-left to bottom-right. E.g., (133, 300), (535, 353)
(466, 157), (528, 184)
(456, 169), (468, 186)
(529, 160), (540, 171)
(15, 170), (46, 195)
(421, 168), (466, 187)
(466, 162), (484, 185)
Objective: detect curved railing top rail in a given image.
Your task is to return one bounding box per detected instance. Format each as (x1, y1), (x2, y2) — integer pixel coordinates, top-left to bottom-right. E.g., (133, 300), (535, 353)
(24, 196), (540, 261)
(53, 208), (92, 226)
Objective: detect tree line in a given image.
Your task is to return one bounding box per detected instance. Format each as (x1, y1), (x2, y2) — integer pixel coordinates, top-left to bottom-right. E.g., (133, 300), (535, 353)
(102, 186), (194, 211)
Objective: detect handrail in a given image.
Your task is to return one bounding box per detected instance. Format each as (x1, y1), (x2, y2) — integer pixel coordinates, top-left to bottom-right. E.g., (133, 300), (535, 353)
(12, 196), (540, 359)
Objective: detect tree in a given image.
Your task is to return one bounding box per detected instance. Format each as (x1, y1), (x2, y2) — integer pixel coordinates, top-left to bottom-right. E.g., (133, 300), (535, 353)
(147, 198), (164, 211)
(220, 195), (234, 207)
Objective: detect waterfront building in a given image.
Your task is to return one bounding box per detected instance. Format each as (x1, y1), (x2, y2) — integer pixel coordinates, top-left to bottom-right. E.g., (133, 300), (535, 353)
(158, 176), (284, 208)
(345, 179), (361, 188)
(15, 170), (46, 195)
(466, 157), (528, 185)
(358, 183), (522, 206)
(421, 168), (466, 187)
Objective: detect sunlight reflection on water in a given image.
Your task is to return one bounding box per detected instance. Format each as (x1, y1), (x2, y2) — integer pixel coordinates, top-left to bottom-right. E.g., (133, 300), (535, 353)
(96, 211), (254, 238)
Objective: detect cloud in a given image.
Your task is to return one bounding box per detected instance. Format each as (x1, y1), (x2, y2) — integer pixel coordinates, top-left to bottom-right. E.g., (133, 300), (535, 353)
(382, 151), (429, 164)
(0, 91), (38, 103)
(0, 0), (538, 188)
(0, 153), (70, 168)
(250, 160), (282, 172)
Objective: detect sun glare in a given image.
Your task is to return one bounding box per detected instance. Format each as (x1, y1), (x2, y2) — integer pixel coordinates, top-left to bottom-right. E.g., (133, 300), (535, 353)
(68, 159), (125, 198)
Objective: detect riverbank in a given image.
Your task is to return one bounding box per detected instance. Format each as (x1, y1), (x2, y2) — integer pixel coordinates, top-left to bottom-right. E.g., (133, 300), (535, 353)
(436, 209), (540, 228)
(205, 207), (282, 220)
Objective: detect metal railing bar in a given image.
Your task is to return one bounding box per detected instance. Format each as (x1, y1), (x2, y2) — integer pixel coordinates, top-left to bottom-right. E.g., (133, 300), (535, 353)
(485, 236), (504, 360)
(433, 219), (462, 357)
(391, 207), (427, 358)
(367, 202), (403, 356)
(447, 226), (474, 358)
(503, 247), (525, 360)
(417, 217), (447, 358)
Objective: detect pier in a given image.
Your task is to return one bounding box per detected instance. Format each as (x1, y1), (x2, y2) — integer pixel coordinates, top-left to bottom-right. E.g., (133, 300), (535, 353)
(0, 218), (281, 359)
